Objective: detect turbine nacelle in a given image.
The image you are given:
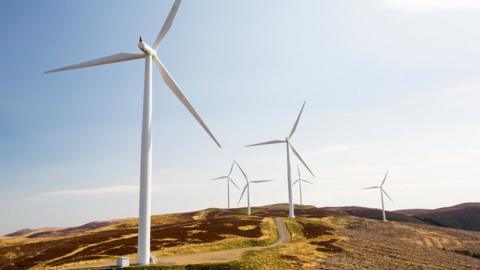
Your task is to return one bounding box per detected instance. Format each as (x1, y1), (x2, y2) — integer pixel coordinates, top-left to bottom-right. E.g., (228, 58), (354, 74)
(138, 38), (156, 56)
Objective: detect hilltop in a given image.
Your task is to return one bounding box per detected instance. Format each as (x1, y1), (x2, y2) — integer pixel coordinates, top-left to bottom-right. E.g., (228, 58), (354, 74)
(5, 220), (124, 238)
(1, 204), (479, 269)
(396, 203), (480, 231)
(324, 202), (480, 231)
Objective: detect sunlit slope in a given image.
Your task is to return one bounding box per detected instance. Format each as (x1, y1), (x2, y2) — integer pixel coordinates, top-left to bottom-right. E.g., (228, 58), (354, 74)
(310, 215), (480, 270)
(1, 204), (479, 270)
(0, 209), (277, 269)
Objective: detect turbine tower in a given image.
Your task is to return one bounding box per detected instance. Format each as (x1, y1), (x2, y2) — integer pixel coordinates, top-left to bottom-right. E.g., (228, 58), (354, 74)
(363, 170), (393, 222)
(211, 161), (240, 209)
(246, 101), (314, 218)
(45, 0), (221, 265)
(292, 165), (313, 205)
(235, 161), (274, 215)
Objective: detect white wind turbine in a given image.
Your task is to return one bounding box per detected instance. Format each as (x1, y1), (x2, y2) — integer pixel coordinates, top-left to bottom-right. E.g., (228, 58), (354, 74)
(246, 101), (314, 218)
(363, 170), (393, 222)
(211, 161), (240, 209)
(45, 0), (221, 265)
(235, 161), (274, 215)
(293, 165), (313, 205)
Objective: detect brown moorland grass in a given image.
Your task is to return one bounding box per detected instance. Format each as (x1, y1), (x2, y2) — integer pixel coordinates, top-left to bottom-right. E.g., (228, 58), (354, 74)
(1, 204), (480, 270)
(181, 214), (480, 270)
(50, 217), (264, 267)
(0, 211), (271, 269)
(315, 216), (480, 269)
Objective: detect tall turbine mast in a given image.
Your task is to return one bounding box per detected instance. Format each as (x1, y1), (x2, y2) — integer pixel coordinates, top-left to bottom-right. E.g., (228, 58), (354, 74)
(363, 170), (393, 222)
(45, 0), (221, 265)
(246, 101), (314, 218)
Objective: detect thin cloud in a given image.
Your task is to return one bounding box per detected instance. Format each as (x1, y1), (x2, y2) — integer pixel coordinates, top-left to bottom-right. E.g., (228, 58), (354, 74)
(318, 145), (360, 154)
(25, 183), (192, 201)
(404, 80), (480, 108)
(40, 185), (145, 197)
(307, 145), (362, 158)
(437, 80), (480, 97)
(383, 0), (480, 11)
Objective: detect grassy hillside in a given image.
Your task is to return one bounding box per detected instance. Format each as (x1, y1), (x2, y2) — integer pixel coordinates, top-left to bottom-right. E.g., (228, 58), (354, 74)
(124, 209), (480, 270)
(0, 210), (277, 269)
(1, 204), (479, 270)
(395, 203), (480, 231)
(322, 206), (423, 224)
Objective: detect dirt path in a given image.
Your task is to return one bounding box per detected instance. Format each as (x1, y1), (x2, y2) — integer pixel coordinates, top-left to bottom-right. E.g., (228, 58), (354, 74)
(153, 217), (290, 266)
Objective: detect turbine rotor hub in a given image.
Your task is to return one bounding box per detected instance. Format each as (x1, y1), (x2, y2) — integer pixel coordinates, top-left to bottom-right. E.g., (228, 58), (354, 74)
(138, 40), (156, 56)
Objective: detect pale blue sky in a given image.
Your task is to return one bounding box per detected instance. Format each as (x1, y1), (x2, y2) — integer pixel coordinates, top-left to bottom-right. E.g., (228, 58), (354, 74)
(1, 0), (480, 234)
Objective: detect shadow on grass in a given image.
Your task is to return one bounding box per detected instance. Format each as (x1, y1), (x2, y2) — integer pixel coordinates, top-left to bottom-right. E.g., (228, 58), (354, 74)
(454, 249), (480, 260)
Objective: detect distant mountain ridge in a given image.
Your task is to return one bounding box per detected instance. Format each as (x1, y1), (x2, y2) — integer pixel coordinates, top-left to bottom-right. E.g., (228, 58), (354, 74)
(5, 202), (480, 237)
(395, 203), (480, 231)
(5, 220), (124, 238)
(323, 203), (480, 232)
(323, 206), (423, 224)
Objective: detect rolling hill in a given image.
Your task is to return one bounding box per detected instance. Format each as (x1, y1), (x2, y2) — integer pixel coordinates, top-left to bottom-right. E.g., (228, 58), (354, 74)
(395, 203), (480, 231)
(323, 203), (480, 232)
(322, 206), (422, 224)
(1, 204), (479, 270)
(5, 220), (123, 238)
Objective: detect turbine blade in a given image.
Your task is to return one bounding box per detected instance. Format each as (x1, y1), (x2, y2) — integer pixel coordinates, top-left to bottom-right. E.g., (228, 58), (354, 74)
(153, 0), (182, 49)
(250, 180), (274, 183)
(383, 189), (394, 202)
(234, 161), (248, 182)
(45, 53), (145, 73)
(363, 186), (379, 190)
(381, 170), (389, 186)
(153, 56), (221, 148)
(228, 161), (235, 176)
(289, 142), (315, 177)
(302, 179), (314, 184)
(246, 140), (285, 147)
(292, 179), (300, 186)
(297, 165), (301, 179)
(238, 185), (248, 204)
(288, 101), (306, 139)
(229, 177), (240, 190)
(211, 176), (228, 180)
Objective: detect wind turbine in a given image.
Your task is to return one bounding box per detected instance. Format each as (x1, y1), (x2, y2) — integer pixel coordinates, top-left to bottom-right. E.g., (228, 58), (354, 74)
(246, 101), (314, 218)
(235, 161), (274, 215)
(211, 161), (240, 209)
(292, 165), (313, 205)
(45, 0), (221, 265)
(363, 170), (393, 222)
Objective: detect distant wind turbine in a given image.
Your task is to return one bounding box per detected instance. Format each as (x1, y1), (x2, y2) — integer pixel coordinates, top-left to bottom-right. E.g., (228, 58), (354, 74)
(293, 165), (313, 205)
(246, 101), (314, 218)
(211, 161), (240, 209)
(363, 170), (393, 222)
(45, 0), (221, 265)
(235, 161), (274, 215)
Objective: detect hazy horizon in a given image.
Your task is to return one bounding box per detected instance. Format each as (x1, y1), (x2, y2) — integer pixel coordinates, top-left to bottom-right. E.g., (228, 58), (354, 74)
(1, 0), (480, 235)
